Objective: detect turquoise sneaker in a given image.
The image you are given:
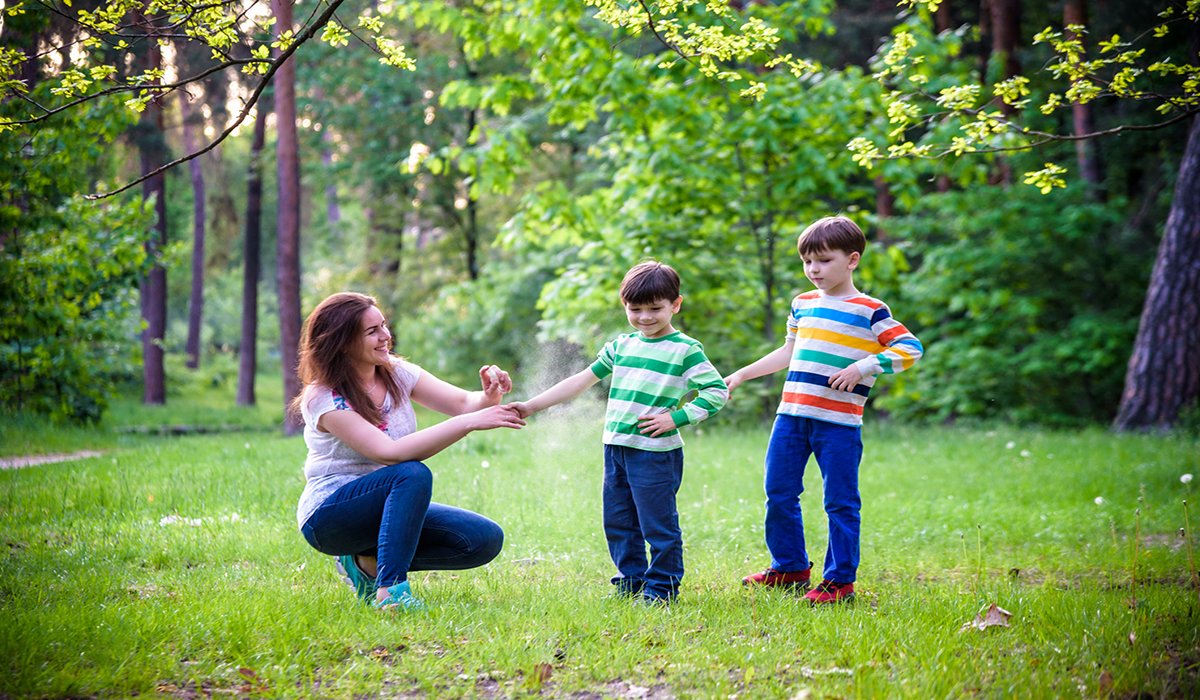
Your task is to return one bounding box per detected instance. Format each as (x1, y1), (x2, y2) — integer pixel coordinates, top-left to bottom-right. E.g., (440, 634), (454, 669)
(335, 555), (377, 602)
(373, 581), (425, 611)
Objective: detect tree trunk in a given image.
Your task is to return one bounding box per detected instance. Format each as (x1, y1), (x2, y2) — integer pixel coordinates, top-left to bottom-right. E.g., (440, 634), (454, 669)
(322, 136), (341, 237)
(138, 32), (168, 405)
(988, 0), (1020, 185)
(273, 0), (304, 436)
(237, 104), (268, 407)
(1113, 115), (1200, 430)
(463, 51), (480, 281)
(1064, 0), (1105, 197)
(874, 174), (895, 243)
(180, 90), (207, 369)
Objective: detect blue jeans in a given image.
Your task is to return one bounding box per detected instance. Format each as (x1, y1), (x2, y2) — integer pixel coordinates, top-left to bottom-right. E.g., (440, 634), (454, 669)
(603, 444), (684, 600)
(300, 461), (503, 588)
(763, 415), (863, 583)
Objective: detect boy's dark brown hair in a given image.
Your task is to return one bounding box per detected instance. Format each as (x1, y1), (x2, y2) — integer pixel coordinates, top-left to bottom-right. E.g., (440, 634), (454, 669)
(797, 216), (866, 257)
(620, 261), (681, 305)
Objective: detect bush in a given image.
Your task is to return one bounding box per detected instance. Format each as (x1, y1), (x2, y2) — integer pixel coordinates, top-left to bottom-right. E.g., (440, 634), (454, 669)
(877, 185), (1155, 426)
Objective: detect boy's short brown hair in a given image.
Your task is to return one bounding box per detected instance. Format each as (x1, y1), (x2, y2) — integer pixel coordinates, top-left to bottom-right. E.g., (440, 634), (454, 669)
(620, 261), (681, 305)
(797, 216), (866, 257)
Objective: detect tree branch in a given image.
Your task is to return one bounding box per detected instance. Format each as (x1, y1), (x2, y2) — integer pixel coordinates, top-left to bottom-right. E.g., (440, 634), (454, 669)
(86, 0), (352, 199)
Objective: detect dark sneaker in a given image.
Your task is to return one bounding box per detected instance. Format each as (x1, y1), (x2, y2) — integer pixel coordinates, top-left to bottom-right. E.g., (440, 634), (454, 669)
(804, 579), (855, 605)
(638, 593), (673, 608)
(336, 555), (378, 602)
(373, 581), (426, 611)
(742, 566), (812, 589)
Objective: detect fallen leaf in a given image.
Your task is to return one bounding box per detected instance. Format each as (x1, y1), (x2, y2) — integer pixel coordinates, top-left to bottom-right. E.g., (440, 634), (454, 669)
(960, 603), (1013, 632)
(237, 667), (257, 680)
(1098, 669), (1113, 694)
(533, 662), (553, 682)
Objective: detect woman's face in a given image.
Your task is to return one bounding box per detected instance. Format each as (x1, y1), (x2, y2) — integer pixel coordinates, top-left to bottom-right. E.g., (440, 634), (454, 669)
(346, 305), (392, 371)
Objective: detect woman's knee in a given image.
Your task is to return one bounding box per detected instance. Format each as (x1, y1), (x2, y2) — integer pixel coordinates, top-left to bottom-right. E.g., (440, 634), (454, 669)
(385, 461), (433, 494)
(478, 520), (504, 564)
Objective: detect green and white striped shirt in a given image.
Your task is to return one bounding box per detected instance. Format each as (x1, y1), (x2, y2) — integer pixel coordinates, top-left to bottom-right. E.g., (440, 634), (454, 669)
(590, 331), (729, 451)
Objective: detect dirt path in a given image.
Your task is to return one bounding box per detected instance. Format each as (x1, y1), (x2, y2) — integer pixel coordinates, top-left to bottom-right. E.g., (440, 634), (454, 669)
(0, 450), (105, 469)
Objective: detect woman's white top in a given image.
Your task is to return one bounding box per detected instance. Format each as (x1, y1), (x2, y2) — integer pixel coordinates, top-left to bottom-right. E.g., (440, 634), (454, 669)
(295, 357), (422, 528)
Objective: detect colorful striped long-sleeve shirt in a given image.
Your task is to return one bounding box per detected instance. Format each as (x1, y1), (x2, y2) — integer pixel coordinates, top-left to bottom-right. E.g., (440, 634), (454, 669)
(590, 331), (729, 451)
(779, 290), (923, 427)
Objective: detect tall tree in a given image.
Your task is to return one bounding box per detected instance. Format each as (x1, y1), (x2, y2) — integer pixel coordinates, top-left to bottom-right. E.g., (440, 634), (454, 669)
(1063, 0), (1104, 195)
(273, 0), (304, 436)
(135, 20), (168, 405)
(237, 103), (269, 407)
(179, 89), (207, 369)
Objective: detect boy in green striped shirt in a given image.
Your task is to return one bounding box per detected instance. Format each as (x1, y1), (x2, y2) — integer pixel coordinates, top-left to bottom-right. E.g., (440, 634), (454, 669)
(508, 261), (729, 604)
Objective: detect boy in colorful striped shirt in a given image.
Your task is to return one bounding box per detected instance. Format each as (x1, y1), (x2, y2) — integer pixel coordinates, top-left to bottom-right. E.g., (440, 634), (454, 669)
(725, 216), (922, 604)
(509, 261), (728, 604)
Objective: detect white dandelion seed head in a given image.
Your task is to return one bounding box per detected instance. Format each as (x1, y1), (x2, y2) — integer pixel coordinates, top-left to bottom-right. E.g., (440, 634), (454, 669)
(1020, 450), (1031, 457)
(1183, 474), (1194, 484)
(1006, 441), (1016, 449)
(481, 460), (490, 469)
(1095, 497), (1106, 505)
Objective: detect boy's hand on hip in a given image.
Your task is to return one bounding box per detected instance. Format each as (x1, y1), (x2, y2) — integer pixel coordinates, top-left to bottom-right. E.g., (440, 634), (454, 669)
(637, 412), (678, 437)
(828, 365), (864, 392)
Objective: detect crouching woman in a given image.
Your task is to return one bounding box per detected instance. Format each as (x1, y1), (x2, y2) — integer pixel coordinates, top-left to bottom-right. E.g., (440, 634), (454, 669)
(292, 292), (525, 611)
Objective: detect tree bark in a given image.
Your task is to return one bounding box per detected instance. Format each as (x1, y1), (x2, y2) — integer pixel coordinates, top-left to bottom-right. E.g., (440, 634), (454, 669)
(237, 104), (268, 407)
(874, 174), (895, 243)
(463, 50), (480, 281)
(1113, 115), (1200, 430)
(180, 90), (207, 369)
(988, 0), (1021, 184)
(273, 0), (304, 436)
(1064, 0), (1105, 197)
(138, 30), (168, 405)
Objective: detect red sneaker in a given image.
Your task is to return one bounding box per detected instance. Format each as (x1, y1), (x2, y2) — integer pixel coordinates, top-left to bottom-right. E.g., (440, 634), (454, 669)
(742, 566), (812, 588)
(804, 579), (855, 604)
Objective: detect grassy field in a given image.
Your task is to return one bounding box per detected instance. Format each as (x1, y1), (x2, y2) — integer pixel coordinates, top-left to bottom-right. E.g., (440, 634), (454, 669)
(2, 384), (1199, 699)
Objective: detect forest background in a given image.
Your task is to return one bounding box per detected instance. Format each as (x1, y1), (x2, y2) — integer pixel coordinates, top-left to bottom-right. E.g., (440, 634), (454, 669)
(2, 0), (1199, 434)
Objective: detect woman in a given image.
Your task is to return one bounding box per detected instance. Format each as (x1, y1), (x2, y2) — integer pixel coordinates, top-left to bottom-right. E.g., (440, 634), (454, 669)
(292, 292), (525, 611)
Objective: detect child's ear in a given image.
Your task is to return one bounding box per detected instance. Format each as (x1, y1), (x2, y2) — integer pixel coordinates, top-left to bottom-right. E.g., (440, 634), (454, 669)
(848, 252), (861, 269)
(672, 296), (683, 312)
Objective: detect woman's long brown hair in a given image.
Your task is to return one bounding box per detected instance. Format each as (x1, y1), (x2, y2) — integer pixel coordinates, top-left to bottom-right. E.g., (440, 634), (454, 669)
(288, 292), (404, 428)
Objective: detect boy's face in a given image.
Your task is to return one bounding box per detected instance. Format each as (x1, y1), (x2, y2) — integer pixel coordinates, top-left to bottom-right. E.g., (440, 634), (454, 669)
(623, 296), (682, 339)
(801, 247), (859, 296)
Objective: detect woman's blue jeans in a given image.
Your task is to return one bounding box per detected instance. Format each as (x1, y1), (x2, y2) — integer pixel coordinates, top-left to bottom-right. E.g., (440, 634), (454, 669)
(300, 461), (504, 588)
(763, 415), (862, 583)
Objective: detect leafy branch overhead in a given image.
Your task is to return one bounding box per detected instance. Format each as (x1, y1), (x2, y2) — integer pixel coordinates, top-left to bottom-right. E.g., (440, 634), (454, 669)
(0, 0), (414, 195)
(847, 0), (1200, 190)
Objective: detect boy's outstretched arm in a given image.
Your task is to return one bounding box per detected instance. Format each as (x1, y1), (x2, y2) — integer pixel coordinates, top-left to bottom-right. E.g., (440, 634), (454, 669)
(507, 368), (601, 419)
(724, 339), (795, 392)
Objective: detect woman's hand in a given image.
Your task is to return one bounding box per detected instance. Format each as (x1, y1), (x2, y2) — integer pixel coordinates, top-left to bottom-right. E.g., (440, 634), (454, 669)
(460, 404), (526, 431)
(505, 401), (534, 419)
(479, 365), (513, 401)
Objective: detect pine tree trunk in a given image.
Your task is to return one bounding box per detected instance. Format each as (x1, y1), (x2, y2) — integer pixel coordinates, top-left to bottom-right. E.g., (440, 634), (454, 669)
(1113, 115), (1200, 430)
(180, 91), (207, 369)
(273, 0), (304, 436)
(237, 104), (268, 407)
(1064, 0), (1105, 196)
(138, 32), (167, 405)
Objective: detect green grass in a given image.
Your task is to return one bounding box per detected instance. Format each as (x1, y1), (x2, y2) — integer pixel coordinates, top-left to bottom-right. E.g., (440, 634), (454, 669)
(2, 391), (1199, 699)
